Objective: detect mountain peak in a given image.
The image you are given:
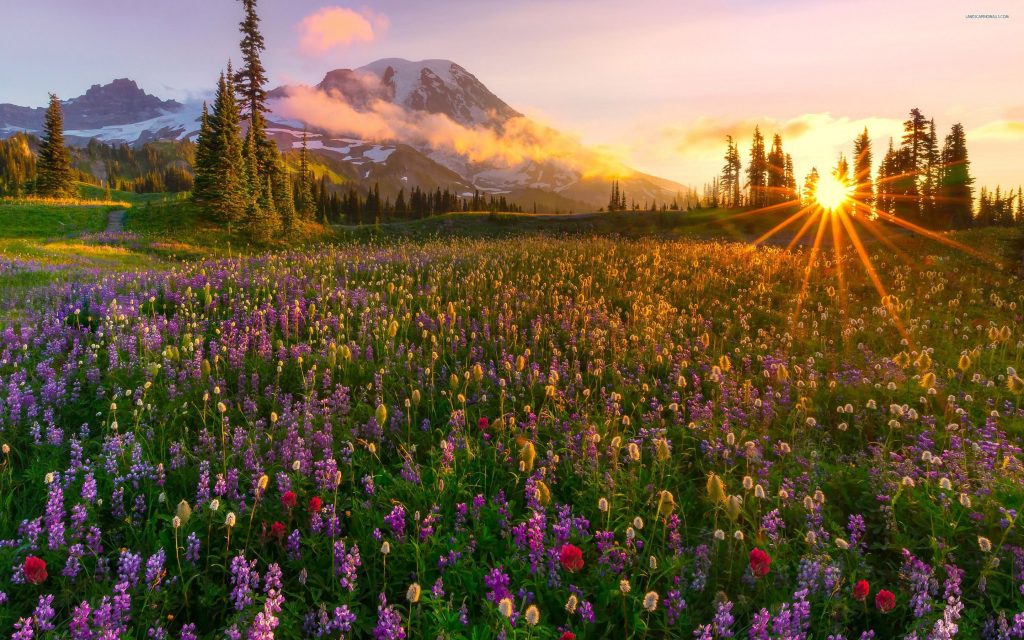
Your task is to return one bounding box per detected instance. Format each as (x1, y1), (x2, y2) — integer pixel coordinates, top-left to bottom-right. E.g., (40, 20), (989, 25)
(63, 79), (181, 129)
(315, 58), (522, 127)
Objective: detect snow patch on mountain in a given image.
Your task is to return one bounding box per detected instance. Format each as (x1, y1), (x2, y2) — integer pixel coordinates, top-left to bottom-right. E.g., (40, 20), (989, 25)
(291, 136), (395, 164)
(63, 104), (203, 144)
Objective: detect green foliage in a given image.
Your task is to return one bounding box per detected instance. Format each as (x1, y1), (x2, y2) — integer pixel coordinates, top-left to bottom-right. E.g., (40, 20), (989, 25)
(0, 133), (37, 197)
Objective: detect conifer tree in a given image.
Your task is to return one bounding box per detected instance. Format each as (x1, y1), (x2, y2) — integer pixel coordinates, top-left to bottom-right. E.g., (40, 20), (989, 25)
(747, 127), (767, 208)
(898, 108), (928, 221)
(802, 167), (820, 205)
(834, 153), (849, 185)
(244, 126), (279, 242)
(234, 0), (290, 223)
(207, 69), (246, 228)
(921, 118), (940, 220)
(938, 123), (973, 229)
(852, 128), (873, 214)
(275, 165), (295, 233)
(191, 102), (214, 204)
(236, 0), (268, 124)
(876, 139), (898, 215)
(295, 129), (315, 218)
(609, 181), (620, 212)
(721, 136), (742, 208)
(36, 93), (74, 198)
(766, 134), (786, 205)
(784, 153), (796, 201)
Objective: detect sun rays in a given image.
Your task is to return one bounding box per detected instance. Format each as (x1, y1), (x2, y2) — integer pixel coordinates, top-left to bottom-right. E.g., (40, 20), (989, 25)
(698, 156), (1001, 349)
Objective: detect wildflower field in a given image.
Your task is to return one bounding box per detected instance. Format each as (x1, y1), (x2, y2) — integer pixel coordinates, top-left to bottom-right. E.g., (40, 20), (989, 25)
(1, 231), (1023, 639)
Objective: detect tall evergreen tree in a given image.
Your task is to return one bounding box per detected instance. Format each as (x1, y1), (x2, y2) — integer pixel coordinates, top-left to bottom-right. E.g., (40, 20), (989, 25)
(921, 118), (940, 220)
(294, 129), (315, 218)
(784, 153), (796, 201)
(938, 122), (973, 229)
(834, 153), (850, 185)
(721, 136), (742, 208)
(766, 134), (786, 205)
(275, 165), (295, 233)
(244, 126), (279, 241)
(852, 128), (873, 214)
(747, 127), (767, 208)
(206, 69), (246, 228)
(234, 0), (291, 227)
(897, 108), (928, 221)
(36, 93), (74, 198)
(235, 0), (269, 124)
(191, 102), (214, 204)
(876, 139), (898, 215)
(802, 167), (820, 206)
(608, 181), (620, 212)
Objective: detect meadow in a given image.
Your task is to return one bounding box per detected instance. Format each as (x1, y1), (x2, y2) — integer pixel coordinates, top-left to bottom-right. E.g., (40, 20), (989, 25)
(0, 203), (1023, 639)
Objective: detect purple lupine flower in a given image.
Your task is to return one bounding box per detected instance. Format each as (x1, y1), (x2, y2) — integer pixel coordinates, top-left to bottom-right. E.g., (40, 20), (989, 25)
(185, 533), (201, 564)
(69, 601), (93, 640)
(286, 529), (301, 561)
(749, 608), (771, 640)
(373, 593), (406, 640)
(384, 504), (406, 541)
(33, 594), (57, 633)
(665, 587), (687, 626)
(330, 605), (357, 634)
(333, 540), (361, 591)
(145, 549), (167, 590)
(711, 599), (735, 638)
(901, 549), (935, 618)
(118, 549), (143, 587)
(250, 563), (284, 640)
(44, 477), (66, 550)
(229, 554), (260, 611)
(484, 567), (512, 604)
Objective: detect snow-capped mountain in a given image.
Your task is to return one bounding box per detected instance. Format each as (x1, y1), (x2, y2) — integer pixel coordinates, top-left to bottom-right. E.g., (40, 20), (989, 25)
(0, 79), (185, 133)
(0, 61), (689, 210)
(357, 58), (521, 127)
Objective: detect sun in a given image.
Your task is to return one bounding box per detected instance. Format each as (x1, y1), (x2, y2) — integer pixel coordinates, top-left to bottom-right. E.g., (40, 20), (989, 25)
(814, 174), (853, 211)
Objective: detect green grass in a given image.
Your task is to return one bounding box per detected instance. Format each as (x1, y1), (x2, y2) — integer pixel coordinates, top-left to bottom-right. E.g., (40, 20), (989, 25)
(76, 182), (191, 207)
(0, 202), (111, 238)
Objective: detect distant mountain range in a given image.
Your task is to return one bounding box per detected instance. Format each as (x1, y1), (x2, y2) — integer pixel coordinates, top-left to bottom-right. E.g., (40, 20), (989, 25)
(0, 60), (690, 210)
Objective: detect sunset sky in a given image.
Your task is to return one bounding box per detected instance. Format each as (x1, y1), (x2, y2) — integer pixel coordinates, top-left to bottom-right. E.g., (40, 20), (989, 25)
(2, 0), (1021, 188)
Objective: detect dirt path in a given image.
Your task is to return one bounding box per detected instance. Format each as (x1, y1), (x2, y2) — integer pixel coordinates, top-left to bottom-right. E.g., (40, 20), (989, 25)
(105, 209), (126, 233)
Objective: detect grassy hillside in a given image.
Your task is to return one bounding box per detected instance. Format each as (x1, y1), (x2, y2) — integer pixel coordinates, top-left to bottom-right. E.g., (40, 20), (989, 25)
(0, 202), (111, 238)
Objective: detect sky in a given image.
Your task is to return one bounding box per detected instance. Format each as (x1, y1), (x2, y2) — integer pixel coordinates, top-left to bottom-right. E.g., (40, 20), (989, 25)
(1, 0), (1021, 188)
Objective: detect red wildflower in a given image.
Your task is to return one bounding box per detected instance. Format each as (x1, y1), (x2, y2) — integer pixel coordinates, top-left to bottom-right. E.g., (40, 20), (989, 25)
(24, 556), (47, 584)
(270, 521), (287, 540)
(559, 544), (584, 573)
(560, 633), (577, 640)
(749, 548), (771, 578)
(853, 579), (870, 601)
(875, 589), (896, 613)
(478, 417), (490, 430)
(309, 496), (323, 513)
(281, 491), (297, 509)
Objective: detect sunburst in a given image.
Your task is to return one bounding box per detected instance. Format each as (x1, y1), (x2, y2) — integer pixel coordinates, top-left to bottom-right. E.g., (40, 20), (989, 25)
(707, 155), (998, 350)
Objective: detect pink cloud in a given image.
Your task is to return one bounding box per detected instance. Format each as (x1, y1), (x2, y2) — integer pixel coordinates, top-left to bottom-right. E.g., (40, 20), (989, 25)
(296, 7), (388, 56)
